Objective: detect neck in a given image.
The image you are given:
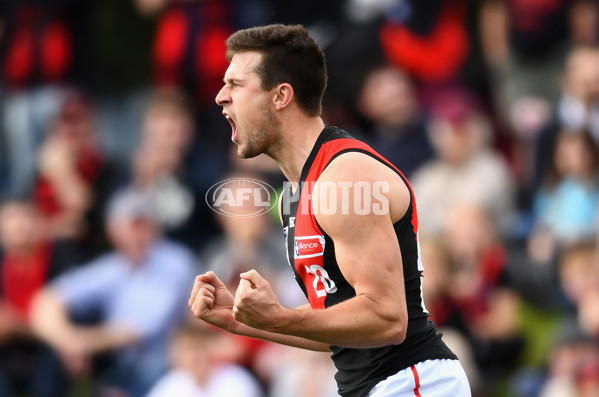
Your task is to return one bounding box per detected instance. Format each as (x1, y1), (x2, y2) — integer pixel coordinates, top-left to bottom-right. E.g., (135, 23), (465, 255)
(269, 116), (325, 183)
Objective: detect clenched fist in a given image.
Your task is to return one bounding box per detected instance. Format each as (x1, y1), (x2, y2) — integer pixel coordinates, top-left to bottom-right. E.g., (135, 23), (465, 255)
(188, 271), (237, 332)
(232, 269), (286, 331)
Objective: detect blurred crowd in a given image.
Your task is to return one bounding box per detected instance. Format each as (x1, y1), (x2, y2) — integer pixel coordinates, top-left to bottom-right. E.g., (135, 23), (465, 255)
(1, 0), (599, 396)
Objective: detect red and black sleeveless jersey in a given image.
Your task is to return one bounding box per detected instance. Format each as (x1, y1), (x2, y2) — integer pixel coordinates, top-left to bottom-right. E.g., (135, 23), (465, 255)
(281, 126), (456, 397)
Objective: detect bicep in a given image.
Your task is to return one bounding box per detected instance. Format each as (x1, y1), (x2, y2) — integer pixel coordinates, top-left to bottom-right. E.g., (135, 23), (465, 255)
(316, 202), (409, 330)
(331, 213), (406, 302)
(312, 153), (410, 300)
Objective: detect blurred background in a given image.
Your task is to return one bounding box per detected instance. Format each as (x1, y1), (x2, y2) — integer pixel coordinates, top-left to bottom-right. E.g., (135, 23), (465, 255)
(1, 0), (599, 396)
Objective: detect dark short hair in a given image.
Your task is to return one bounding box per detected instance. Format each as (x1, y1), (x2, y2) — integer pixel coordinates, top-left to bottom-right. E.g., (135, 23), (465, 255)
(225, 24), (327, 117)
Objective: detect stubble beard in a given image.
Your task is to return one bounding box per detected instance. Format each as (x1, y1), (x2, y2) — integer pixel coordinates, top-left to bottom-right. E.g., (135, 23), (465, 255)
(236, 104), (282, 159)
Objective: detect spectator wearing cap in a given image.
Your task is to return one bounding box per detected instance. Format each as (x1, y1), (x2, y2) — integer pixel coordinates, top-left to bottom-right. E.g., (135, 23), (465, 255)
(411, 87), (515, 237)
(30, 188), (197, 397)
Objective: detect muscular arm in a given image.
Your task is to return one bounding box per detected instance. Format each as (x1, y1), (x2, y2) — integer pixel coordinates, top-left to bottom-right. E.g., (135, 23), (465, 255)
(227, 153), (411, 348)
(231, 306), (333, 352)
(191, 153), (410, 349)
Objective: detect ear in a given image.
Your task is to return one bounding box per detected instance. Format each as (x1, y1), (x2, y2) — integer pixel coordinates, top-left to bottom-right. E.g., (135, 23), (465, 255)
(272, 83), (294, 111)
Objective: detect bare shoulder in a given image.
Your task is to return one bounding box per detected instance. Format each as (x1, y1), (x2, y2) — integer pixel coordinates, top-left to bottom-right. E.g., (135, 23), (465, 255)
(312, 151), (410, 237)
(321, 151), (402, 183)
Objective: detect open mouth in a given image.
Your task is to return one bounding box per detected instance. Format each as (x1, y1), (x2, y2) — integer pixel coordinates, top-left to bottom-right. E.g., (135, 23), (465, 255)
(225, 113), (237, 142)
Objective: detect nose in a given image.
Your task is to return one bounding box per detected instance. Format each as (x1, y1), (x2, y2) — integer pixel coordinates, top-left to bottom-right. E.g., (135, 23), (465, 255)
(215, 86), (231, 106)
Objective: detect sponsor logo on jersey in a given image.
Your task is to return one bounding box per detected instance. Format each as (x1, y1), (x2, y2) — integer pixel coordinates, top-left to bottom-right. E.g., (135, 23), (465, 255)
(294, 235), (325, 258)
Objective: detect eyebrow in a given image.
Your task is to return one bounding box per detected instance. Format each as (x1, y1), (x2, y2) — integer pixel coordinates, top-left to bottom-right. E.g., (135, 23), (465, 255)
(224, 77), (243, 85)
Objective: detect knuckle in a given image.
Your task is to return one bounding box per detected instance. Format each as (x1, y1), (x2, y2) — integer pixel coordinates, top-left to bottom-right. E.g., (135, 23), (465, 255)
(235, 297), (243, 308)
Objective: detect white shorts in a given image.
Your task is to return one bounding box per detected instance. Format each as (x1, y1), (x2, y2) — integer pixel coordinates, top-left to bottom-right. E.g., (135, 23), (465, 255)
(366, 359), (471, 397)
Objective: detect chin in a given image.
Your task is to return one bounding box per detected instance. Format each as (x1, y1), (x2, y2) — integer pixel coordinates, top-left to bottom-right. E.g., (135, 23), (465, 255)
(237, 149), (260, 159)
(237, 144), (263, 159)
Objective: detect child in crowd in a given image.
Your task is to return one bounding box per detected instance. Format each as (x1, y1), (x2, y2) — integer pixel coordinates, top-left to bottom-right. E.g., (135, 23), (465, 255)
(147, 324), (263, 397)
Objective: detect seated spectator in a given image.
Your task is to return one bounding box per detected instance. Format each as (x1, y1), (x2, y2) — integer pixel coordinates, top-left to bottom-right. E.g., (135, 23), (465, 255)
(540, 322), (599, 397)
(411, 88), (515, 236)
(558, 242), (598, 310)
(357, 64), (434, 178)
(0, 200), (70, 397)
(557, 242), (599, 339)
(533, 47), (599, 198)
(146, 324), (263, 397)
(132, 90), (195, 226)
(127, 89), (221, 250)
(418, 237), (453, 328)
(418, 236), (482, 393)
(479, 0), (577, 114)
(30, 188), (196, 397)
(33, 91), (117, 262)
(442, 204), (524, 384)
(530, 130), (599, 261)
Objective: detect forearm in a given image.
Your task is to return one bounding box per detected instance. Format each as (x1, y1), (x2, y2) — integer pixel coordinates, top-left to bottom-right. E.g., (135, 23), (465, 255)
(231, 320), (331, 352)
(233, 271), (406, 349)
(30, 290), (73, 348)
(267, 295), (405, 349)
(31, 290), (139, 354)
(72, 324), (139, 354)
